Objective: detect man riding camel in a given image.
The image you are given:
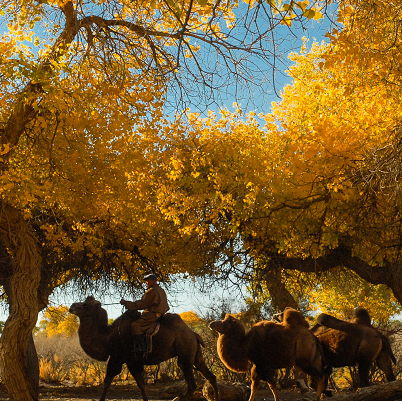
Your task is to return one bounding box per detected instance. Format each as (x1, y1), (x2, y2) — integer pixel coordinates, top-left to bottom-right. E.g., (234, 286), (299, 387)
(120, 273), (169, 352)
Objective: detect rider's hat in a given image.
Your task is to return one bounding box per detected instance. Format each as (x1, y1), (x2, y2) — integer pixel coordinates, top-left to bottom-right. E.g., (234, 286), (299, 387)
(143, 273), (157, 281)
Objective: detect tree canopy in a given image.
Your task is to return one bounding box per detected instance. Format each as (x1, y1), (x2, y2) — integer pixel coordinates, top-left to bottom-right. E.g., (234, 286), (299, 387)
(136, 0), (402, 315)
(2, 0), (402, 399)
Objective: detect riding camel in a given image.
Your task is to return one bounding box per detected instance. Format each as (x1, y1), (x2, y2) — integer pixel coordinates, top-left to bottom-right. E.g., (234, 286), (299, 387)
(209, 308), (325, 401)
(69, 296), (219, 401)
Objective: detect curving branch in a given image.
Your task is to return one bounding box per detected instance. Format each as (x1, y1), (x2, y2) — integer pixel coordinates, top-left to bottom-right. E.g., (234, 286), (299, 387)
(269, 242), (402, 305)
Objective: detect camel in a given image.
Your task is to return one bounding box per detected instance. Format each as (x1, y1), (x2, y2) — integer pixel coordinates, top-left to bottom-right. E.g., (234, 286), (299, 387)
(69, 296), (219, 401)
(273, 307), (396, 395)
(312, 309), (396, 391)
(209, 308), (325, 401)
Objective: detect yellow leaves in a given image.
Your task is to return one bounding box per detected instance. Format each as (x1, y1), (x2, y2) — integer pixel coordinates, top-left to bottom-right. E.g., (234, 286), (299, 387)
(296, 0), (309, 13)
(267, 0), (323, 26)
(256, 29), (402, 264)
(179, 310), (204, 325)
(0, 143), (11, 156)
(168, 157), (185, 181)
(39, 305), (79, 337)
(308, 270), (401, 323)
(196, 0), (208, 7)
(37, 116), (48, 128)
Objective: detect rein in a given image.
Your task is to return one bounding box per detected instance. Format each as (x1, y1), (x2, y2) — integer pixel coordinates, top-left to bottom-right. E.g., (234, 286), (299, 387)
(376, 327), (402, 335)
(351, 323), (402, 336)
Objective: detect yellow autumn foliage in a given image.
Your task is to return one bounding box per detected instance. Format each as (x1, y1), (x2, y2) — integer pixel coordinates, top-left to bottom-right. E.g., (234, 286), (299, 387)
(179, 310), (204, 325)
(39, 306), (79, 337)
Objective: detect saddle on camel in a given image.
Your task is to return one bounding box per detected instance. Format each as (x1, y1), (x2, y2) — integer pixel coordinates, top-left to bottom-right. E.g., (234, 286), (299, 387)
(120, 273), (169, 353)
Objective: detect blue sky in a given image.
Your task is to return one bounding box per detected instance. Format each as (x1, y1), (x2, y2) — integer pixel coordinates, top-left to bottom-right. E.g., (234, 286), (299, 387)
(0, 5), (337, 324)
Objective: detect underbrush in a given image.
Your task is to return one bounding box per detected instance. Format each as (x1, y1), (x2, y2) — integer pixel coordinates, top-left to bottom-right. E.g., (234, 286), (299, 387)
(34, 323), (402, 390)
(34, 332), (188, 386)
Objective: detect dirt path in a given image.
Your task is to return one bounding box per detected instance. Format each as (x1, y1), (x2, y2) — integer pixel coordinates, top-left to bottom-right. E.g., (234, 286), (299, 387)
(0, 383), (307, 401)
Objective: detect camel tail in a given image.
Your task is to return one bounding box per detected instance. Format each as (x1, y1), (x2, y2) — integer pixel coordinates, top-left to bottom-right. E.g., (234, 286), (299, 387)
(382, 336), (397, 364)
(195, 332), (206, 347)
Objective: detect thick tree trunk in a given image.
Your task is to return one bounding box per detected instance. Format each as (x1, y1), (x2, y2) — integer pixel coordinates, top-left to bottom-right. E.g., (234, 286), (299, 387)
(328, 380), (402, 401)
(26, 334), (39, 397)
(263, 269), (299, 311)
(0, 205), (41, 401)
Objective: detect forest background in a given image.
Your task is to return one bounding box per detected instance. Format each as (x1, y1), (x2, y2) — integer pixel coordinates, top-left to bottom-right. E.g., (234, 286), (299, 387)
(2, 0), (402, 400)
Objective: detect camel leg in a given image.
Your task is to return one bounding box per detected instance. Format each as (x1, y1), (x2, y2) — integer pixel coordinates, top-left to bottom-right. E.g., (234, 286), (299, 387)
(357, 361), (370, 388)
(178, 360), (197, 400)
(194, 347), (219, 401)
(249, 365), (274, 401)
(299, 365), (325, 400)
(100, 357), (123, 401)
(127, 362), (148, 401)
(251, 364), (279, 401)
(376, 350), (396, 382)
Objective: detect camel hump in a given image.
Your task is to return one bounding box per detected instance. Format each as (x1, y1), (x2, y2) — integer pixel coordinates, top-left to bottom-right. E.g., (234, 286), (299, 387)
(160, 312), (187, 325)
(351, 307), (372, 326)
(282, 308), (309, 328)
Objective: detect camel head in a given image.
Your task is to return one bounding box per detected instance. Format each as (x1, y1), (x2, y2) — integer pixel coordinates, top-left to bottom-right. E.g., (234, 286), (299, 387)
(209, 314), (246, 337)
(352, 307), (372, 326)
(316, 313), (333, 327)
(210, 314), (249, 373)
(69, 296), (102, 317)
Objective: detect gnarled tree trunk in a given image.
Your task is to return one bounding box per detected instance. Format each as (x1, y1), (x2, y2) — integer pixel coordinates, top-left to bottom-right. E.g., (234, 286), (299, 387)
(0, 204), (41, 401)
(263, 269), (299, 311)
(328, 380), (402, 401)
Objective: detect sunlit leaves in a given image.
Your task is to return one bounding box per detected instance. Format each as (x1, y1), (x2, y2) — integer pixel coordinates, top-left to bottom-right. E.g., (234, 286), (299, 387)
(308, 270), (402, 324)
(38, 305), (79, 337)
(179, 310), (205, 326)
(267, 0), (324, 25)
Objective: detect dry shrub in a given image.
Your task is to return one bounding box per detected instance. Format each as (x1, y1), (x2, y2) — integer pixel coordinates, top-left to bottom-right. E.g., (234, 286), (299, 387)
(146, 358), (182, 383)
(35, 332), (106, 385)
(39, 355), (68, 384)
(35, 332), (85, 368)
(35, 332), (137, 386)
(68, 360), (106, 385)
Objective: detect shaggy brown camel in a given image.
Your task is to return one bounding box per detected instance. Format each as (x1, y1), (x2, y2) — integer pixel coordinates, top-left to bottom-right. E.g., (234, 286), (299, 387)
(209, 309), (325, 401)
(69, 296), (219, 401)
(313, 309), (396, 392)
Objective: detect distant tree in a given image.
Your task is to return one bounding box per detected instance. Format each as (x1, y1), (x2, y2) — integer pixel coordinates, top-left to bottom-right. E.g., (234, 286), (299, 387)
(179, 311), (204, 327)
(38, 306), (79, 338)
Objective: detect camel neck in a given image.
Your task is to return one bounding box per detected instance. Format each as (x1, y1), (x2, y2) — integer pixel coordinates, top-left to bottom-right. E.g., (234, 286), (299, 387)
(77, 311), (110, 362)
(217, 329), (249, 373)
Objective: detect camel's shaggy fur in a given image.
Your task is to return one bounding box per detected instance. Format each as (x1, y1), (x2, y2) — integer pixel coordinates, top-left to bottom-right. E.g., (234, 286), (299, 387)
(210, 309), (325, 401)
(69, 296), (218, 401)
(313, 308), (396, 391)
